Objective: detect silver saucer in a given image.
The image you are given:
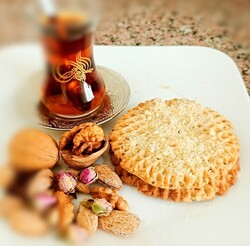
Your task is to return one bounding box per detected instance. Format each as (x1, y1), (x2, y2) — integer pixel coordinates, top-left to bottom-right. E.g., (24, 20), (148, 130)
(14, 66), (130, 130)
(38, 66), (130, 130)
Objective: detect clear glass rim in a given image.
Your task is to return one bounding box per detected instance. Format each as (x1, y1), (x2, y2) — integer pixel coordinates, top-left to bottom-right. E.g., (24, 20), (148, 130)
(25, 0), (100, 33)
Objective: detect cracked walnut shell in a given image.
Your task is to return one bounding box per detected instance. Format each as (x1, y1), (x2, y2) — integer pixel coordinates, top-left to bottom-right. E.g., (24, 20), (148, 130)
(59, 123), (108, 169)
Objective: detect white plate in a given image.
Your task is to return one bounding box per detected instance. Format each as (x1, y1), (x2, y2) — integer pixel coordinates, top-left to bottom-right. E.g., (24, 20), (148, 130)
(1, 44), (250, 246)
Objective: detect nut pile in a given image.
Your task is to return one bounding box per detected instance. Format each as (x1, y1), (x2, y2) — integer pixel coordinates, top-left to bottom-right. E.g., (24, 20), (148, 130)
(64, 164), (139, 237)
(0, 123), (140, 243)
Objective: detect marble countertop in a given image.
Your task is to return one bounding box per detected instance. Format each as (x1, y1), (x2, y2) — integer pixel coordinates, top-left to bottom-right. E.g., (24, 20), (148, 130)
(0, 0), (249, 94)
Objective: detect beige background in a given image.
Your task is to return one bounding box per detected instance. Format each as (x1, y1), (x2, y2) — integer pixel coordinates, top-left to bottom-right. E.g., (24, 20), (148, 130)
(0, 0), (249, 93)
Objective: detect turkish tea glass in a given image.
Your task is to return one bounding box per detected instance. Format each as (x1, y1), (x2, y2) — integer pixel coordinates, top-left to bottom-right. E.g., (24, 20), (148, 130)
(38, 0), (106, 118)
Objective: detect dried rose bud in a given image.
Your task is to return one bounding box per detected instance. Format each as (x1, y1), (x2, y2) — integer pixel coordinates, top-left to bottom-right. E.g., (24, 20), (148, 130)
(91, 198), (112, 216)
(34, 193), (57, 211)
(81, 198), (94, 209)
(66, 224), (89, 243)
(58, 172), (77, 194)
(79, 167), (98, 185)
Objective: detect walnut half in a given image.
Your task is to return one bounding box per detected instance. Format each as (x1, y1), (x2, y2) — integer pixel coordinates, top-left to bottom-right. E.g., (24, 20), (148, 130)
(59, 123), (108, 169)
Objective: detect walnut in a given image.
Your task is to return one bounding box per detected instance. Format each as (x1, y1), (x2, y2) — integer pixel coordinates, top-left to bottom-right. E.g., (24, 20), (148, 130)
(9, 128), (59, 171)
(72, 124), (104, 155)
(90, 186), (129, 212)
(58, 123), (108, 169)
(76, 182), (91, 194)
(91, 186), (118, 196)
(91, 186), (118, 208)
(59, 123), (104, 155)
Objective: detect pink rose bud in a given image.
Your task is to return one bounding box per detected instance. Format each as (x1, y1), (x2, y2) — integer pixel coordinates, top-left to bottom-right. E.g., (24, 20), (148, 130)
(91, 198), (113, 216)
(79, 167), (98, 185)
(35, 193), (57, 210)
(58, 172), (77, 194)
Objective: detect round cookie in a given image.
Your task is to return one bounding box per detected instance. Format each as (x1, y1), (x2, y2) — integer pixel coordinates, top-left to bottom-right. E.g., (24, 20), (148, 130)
(109, 98), (240, 201)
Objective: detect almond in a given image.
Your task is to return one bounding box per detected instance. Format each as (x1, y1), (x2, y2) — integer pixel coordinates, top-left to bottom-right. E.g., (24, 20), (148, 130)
(76, 205), (98, 234)
(0, 165), (16, 189)
(55, 191), (74, 230)
(94, 164), (122, 189)
(0, 195), (23, 218)
(98, 210), (140, 237)
(115, 196), (129, 212)
(26, 169), (53, 197)
(9, 208), (48, 236)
